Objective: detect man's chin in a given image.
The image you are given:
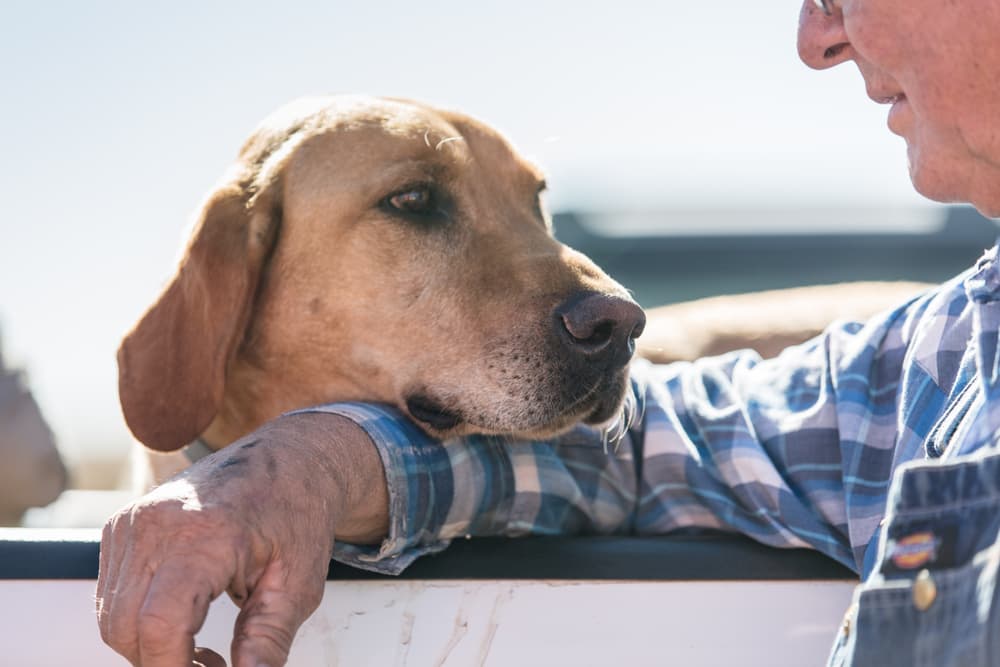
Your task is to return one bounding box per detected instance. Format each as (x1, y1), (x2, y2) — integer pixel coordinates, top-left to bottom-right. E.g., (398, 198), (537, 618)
(907, 157), (962, 209)
(904, 142), (1000, 215)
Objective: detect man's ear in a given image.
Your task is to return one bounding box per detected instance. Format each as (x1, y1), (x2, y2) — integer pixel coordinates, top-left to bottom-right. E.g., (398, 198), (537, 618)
(117, 178), (280, 452)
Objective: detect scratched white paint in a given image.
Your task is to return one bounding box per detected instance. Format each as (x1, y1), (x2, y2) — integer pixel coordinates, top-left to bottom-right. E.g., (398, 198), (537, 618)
(1, 578), (855, 666)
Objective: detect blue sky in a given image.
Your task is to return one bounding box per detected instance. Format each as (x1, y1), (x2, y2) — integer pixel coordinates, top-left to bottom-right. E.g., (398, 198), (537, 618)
(0, 1), (929, 462)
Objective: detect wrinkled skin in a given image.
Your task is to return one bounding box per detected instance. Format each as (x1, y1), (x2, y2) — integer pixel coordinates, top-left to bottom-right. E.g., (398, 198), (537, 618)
(797, 0), (1000, 215)
(96, 413), (386, 667)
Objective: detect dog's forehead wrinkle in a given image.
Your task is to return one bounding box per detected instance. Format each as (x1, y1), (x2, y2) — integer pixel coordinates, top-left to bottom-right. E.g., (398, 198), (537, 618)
(241, 99), (456, 204)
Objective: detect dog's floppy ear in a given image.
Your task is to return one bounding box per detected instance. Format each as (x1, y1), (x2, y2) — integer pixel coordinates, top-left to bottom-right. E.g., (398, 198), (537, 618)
(118, 176), (280, 452)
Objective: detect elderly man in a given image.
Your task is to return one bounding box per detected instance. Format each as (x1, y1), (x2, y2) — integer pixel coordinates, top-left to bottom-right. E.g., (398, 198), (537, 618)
(96, 0), (1000, 665)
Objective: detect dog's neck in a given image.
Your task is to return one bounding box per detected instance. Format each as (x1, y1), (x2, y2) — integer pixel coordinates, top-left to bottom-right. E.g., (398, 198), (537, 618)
(200, 358), (377, 451)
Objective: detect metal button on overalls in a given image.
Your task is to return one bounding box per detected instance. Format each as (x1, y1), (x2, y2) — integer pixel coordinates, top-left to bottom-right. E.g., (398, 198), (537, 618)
(841, 603), (858, 638)
(912, 569), (937, 611)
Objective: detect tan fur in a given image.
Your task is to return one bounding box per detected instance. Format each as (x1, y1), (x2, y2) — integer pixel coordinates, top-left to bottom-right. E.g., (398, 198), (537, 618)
(120, 96), (638, 480)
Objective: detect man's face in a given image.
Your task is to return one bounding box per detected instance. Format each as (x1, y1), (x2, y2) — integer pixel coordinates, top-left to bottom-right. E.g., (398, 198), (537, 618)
(797, 0), (1000, 216)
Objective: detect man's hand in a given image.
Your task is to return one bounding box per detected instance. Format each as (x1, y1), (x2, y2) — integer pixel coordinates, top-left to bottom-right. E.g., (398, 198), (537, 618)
(96, 412), (389, 667)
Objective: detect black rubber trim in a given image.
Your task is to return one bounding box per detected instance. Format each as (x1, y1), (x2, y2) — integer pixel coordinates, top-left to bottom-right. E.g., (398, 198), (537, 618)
(0, 534), (856, 581)
(0, 535), (101, 580)
(329, 535), (857, 581)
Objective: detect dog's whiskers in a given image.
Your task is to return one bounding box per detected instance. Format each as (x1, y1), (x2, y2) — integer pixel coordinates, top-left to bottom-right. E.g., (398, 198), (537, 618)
(599, 383), (646, 454)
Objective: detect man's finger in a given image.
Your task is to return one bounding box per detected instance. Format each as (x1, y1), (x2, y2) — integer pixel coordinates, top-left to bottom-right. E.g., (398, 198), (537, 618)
(101, 551), (154, 665)
(230, 559), (325, 667)
(96, 514), (130, 636)
(137, 563), (225, 667)
(95, 520), (119, 639)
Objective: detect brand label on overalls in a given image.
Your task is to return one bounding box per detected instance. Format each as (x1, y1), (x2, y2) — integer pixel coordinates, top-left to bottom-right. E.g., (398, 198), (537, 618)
(889, 532), (939, 569)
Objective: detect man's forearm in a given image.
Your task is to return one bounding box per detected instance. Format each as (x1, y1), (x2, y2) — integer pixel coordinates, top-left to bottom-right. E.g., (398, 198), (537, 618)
(182, 411), (390, 545)
(279, 411), (390, 545)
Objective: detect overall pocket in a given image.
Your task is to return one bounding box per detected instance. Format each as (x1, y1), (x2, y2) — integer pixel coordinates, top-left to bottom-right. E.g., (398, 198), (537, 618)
(834, 453), (1000, 667)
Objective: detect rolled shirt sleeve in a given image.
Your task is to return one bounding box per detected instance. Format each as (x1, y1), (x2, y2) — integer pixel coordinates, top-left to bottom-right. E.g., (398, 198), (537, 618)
(305, 402), (640, 574)
(303, 283), (949, 576)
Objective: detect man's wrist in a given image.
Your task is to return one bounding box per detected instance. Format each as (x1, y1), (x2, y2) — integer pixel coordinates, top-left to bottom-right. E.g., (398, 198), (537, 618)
(265, 411), (390, 544)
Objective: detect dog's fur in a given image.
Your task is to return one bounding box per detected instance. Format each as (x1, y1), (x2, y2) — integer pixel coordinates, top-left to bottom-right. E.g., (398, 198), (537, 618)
(120, 96), (645, 483)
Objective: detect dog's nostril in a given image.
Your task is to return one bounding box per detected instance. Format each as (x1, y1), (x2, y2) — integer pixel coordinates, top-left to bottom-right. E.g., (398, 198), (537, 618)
(562, 316), (615, 347)
(630, 315), (646, 341)
(555, 291), (645, 358)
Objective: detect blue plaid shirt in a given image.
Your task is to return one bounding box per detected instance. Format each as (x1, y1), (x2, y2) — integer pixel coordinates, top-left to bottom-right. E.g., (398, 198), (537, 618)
(307, 245), (1000, 584)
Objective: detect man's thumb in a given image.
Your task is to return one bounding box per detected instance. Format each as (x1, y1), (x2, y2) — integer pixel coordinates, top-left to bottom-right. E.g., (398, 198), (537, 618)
(230, 561), (325, 667)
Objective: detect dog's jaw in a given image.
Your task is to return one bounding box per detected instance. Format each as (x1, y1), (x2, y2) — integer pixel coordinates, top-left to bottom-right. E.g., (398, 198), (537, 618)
(404, 394), (462, 431)
(399, 363), (634, 442)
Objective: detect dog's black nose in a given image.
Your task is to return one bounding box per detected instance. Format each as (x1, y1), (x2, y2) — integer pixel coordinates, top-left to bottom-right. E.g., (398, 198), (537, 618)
(554, 291), (646, 366)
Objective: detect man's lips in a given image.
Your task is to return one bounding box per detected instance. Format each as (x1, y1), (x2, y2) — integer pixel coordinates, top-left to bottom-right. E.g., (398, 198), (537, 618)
(870, 92), (904, 105)
(886, 94), (909, 135)
(869, 91), (909, 135)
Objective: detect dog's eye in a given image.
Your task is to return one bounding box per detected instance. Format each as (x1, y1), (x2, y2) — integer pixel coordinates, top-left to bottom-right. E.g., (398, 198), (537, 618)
(388, 187), (436, 216)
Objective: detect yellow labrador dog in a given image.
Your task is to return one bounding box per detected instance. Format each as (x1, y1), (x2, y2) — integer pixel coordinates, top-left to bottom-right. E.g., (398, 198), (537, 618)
(120, 95), (646, 482)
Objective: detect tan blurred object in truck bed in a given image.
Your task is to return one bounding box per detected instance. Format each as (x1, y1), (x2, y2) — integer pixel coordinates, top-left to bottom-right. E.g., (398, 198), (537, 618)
(638, 281), (932, 363)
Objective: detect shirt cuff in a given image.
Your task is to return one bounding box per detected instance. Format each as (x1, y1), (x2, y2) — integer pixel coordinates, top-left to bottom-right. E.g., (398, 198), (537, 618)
(288, 402), (461, 575)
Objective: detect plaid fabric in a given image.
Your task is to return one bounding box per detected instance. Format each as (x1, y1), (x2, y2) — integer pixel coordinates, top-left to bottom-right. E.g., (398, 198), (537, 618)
(310, 245), (1000, 577)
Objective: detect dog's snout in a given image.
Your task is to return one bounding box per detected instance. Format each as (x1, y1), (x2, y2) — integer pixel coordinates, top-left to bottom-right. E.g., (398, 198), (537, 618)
(555, 291), (645, 363)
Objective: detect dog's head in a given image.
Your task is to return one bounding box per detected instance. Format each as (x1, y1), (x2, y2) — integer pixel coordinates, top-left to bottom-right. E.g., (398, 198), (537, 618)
(119, 96), (644, 452)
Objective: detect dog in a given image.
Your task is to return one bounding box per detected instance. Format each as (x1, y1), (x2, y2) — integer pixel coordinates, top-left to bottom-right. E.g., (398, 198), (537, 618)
(119, 95), (646, 483)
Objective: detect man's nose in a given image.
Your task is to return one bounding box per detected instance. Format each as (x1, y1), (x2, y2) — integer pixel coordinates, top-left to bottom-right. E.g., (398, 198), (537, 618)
(797, 1), (853, 70)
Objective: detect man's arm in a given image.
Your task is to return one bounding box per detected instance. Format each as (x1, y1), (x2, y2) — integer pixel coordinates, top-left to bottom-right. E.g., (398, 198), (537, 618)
(96, 412), (388, 667)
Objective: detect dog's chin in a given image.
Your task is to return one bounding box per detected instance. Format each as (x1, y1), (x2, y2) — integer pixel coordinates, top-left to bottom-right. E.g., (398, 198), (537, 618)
(515, 380), (630, 440)
(581, 389), (629, 426)
(402, 367), (632, 440)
